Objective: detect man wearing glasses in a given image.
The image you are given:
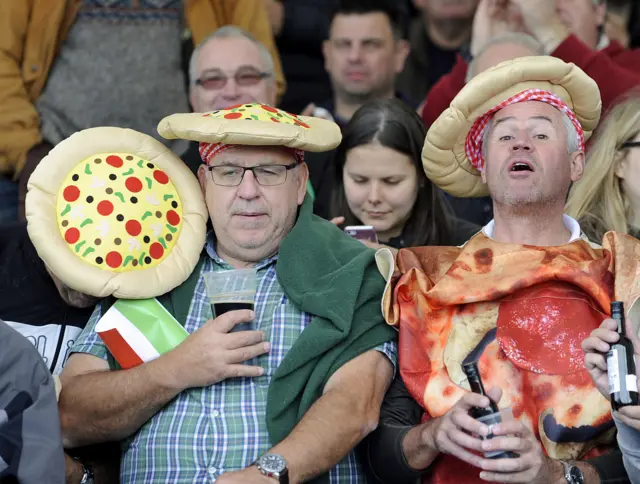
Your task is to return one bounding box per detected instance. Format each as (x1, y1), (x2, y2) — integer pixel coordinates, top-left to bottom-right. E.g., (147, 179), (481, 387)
(182, 26), (279, 176)
(59, 104), (398, 484)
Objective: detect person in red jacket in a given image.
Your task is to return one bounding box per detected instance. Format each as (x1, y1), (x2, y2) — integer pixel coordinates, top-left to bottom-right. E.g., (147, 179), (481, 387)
(422, 0), (640, 128)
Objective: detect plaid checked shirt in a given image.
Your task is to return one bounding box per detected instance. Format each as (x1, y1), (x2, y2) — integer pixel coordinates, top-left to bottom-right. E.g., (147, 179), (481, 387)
(71, 237), (397, 483)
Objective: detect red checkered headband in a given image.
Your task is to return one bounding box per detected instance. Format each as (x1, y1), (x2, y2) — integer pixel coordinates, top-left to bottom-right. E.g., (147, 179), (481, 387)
(199, 142), (305, 166)
(464, 89), (585, 172)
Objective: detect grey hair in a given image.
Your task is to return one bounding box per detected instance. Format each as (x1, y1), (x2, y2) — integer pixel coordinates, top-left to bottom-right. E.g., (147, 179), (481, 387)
(481, 109), (581, 162)
(188, 25), (275, 85)
(467, 34), (544, 82)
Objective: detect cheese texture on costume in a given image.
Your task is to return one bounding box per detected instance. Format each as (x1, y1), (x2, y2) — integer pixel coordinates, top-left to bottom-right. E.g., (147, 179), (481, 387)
(383, 232), (640, 483)
(202, 103), (311, 128)
(56, 153), (182, 271)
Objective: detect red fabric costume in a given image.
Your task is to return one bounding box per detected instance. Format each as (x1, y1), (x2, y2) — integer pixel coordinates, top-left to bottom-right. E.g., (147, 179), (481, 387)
(421, 35), (640, 128)
(382, 231), (640, 483)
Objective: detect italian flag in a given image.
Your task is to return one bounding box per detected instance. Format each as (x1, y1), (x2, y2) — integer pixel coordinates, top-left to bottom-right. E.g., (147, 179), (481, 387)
(96, 298), (188, 369)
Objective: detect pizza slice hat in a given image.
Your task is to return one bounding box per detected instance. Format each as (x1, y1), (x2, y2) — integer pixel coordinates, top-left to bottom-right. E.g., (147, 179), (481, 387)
(157, 103), (342, 161)
(423, 56), (602, 198)
(26, 127), (208, 299)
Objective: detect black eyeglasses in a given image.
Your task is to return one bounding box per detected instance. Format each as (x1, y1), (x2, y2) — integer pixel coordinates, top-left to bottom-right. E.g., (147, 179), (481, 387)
(208, 163), (299, 187)
(195, 67), (271, 91)
(622, 140), (640, 149)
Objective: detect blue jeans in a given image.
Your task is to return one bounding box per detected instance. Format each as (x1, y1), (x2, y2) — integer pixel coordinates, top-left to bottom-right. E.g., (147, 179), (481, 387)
(0, 176), (18, 225)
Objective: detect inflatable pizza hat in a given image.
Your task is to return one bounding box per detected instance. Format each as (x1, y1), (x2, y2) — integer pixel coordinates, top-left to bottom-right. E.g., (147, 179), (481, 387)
(423, 56), (602, 198)
(157, 103), (342, 152)
(26, 127), (208, 299)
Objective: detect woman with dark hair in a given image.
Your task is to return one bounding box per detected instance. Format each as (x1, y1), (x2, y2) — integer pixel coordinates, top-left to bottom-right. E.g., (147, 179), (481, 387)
(330, 98), (477, 249)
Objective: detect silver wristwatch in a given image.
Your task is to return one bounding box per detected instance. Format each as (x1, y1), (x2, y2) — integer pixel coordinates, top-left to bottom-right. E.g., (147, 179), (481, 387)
(560, 460), (585, 484)
(255, 453), (289, 484)
(73, 457), (94, 484)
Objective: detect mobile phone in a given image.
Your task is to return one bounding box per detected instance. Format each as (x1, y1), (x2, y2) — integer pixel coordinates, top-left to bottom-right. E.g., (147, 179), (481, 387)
(344, 225), (378, 243)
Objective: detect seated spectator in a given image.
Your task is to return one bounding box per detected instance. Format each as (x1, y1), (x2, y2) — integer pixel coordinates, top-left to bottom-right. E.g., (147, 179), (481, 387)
(305, 0), (412, 215)
(422, 0), (640, 128)
(605, 0), (633, 47)
(363, 56), (632, 483)
(58, 104), (397, 483)
(183, 26), (279, 174)
(0, 223), (122, 483)
(329, 98), (478, 250)
(566, 91), (640, 241)
(306, 0), (411, 127)
(583, 319), (640, 484)
(398, 0), (478, 107)
(0, 0), (284, 224)
(0, 320), (65, 484)
(263, 0), (334, 113)
(0, 223), (97, 374)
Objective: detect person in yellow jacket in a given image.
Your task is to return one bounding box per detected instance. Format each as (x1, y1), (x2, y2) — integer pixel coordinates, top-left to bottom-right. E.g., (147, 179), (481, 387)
(0, 0), (285, 224)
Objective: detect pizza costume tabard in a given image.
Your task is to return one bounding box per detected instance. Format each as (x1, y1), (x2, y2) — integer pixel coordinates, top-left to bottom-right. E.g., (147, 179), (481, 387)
(377, 56), (640, 483)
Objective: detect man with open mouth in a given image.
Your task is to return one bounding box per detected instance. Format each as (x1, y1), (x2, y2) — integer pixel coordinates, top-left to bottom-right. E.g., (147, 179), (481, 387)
(363, 56), (640, 484)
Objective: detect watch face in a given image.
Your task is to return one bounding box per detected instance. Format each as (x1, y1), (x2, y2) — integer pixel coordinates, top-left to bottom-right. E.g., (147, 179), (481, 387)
(570, 466), (584, 484)
(259, 454), (286, 474)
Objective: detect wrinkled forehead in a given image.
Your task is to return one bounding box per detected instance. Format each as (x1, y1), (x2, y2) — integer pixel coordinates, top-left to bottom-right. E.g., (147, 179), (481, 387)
(198, 37), (265, 73)
(491, 100), (566, 126)
(211, 145), (298, 166)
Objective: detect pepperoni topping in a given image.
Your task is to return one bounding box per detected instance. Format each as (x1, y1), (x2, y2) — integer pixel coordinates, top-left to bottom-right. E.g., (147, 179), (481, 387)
(153, 170), (169, 184)
(166, 210), (180, 226)
(149, 242), (164, 259)
(270, 118), (280, 123)
(106, 155), (123, 168)
(64, 228), (80, 244)
(224, 112), (243, 120)
(227, 104), (244, 110)
(125, 177), (143, 193)
(295, 120), (310, 128)
(125, 220), (142, 237)
(261, 105), (278, 113)
(106, 251), (123, 268)
(97, 200), (114, 216)
(63, 185), (80, 202)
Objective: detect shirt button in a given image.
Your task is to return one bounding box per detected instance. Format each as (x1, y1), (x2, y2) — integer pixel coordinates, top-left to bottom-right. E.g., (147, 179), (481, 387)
(208, 466), (217, 474)
(31, 64), (38, 72)
(212, 410), (220, 417)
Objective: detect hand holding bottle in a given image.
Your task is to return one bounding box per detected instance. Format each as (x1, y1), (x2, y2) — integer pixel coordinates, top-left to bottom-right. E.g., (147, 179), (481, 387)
(582, 318), (622, 399)
(582, 302), (639, 410)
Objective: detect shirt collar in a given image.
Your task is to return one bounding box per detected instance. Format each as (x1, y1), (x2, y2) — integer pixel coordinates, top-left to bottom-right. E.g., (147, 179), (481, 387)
(205, 232), (278, 270)
(481, 214), (583, 243)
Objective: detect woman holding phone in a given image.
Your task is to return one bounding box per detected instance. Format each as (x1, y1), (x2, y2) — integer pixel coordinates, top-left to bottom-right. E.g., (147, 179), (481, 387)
(330, 99), (477, 250)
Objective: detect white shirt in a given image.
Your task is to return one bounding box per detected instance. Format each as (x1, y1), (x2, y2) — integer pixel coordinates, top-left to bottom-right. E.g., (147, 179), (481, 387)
(481, 214), (583, 243)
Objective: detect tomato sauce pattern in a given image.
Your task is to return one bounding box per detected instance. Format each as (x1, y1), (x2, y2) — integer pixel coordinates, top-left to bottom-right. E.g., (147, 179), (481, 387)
(56, 153), (183, 272)
(383, 232), (640, 483)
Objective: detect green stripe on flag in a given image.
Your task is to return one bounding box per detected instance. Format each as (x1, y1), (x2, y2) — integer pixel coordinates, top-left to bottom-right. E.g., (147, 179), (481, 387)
(113, 298), (188, 355)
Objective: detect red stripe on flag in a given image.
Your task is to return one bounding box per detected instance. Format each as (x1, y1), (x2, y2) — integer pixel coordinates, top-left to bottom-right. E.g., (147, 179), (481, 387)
(99, 328), (145, 369)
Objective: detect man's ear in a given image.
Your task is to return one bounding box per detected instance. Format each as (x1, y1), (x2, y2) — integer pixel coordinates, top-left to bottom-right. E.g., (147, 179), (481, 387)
(197, 165), (208, 193)
(480, 168), (487, 184)
(570, 150), (585, 182)
(297, 163), (310, 205)
(322, 40), (332, 72)
(189, 87), (198, 113)
(394, 39), (411, 74)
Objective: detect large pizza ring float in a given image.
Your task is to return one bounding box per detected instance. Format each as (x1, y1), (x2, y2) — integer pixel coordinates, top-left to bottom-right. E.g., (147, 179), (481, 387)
(26, 127), (208, 299)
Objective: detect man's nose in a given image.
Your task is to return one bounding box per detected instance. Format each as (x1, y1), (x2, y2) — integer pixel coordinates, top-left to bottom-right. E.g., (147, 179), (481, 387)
(220, 78), (241, 98)
(236, 170), (260, 199)
(511, 134), (532, 152)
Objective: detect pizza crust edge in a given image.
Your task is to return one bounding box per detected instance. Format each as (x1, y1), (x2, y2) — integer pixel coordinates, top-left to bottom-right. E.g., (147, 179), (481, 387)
(26, 127), (208, 299)
(157, 113), (342, 153)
